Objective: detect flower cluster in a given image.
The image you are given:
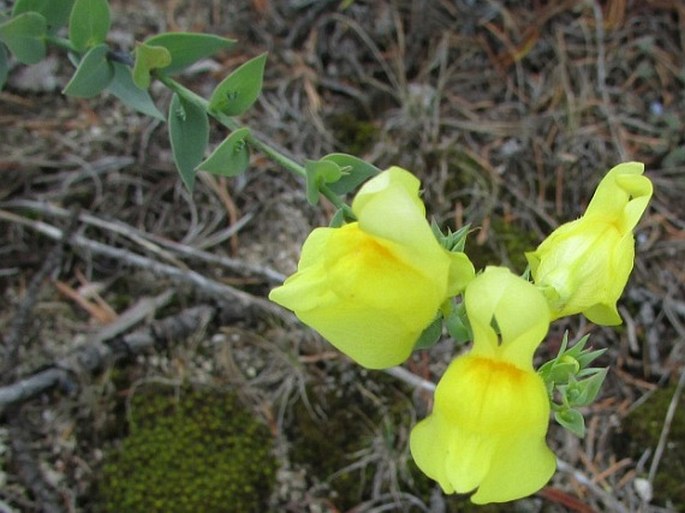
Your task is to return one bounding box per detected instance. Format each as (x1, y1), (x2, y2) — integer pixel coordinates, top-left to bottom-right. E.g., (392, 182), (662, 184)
(269, 162), (652, 504)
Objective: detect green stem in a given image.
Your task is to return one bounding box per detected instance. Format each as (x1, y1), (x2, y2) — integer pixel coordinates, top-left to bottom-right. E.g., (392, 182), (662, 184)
(45, 35), (77, 53)
(159, 75), (306, 179)
(158, 75), (353, 214)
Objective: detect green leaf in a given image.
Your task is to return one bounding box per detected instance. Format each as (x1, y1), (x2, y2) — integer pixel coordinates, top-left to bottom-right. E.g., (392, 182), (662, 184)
(208, 53), (267, 116)
(196, 128), (251, 177)
(62, 43), (113, 97)
(413, 316), (443, 350)
(132, 42), (171, 89)
(144, 32), (236, 75)
(168, 93), (209, 191)
(554, 408), (585, 437)
(329, 208), (347, 228)
(305, 159), (343, 205)
(12, 0), (74, 34)
(431, 221), (471, 253)
(445, 301), (471, 343)
(0, 12), (46, 64)
(0, 44), (8, 90)
(567, 368), (608, 407)
(107, 62), (164, 120)
(68, 0), (110, 51)
(321, 153), (380, 195)
(540, 356), (580, 386)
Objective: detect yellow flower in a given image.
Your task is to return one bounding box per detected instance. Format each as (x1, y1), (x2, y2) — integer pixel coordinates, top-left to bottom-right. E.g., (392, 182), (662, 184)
(269, 167), (475, 369)
(410, 266), (556, 504)
(525, 162), (652, 325)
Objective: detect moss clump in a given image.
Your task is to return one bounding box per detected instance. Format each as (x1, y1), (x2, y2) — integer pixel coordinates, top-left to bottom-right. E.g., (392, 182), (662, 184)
(464, 215), (538, 273)
(329, 112), (379, 155)
(613, 384), (685, 510)
(99, 386), (276, 513)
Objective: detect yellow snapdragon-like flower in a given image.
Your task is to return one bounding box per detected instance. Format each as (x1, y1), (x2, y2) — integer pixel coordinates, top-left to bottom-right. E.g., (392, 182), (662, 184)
(410, 266), (556, 504)
(525, 162), (652, 325)
(269, 167), (475, 369)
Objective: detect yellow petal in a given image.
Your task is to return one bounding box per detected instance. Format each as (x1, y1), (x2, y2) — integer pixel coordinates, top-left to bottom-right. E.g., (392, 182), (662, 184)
(270, 223), (447, 369)
(352, 166), (438, 254)
(446, 251), (476, 296)
(410, 354), (555, 504)
(464, 267), (550, 368)
(471, 433), (556, 504)
(296, 301), (422, 368)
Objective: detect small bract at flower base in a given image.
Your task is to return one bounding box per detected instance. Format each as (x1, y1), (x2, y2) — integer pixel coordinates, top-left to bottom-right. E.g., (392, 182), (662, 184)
(526, 161), (652, 325)
(269, 167), (475, 369)
(410, 266), (556, 504)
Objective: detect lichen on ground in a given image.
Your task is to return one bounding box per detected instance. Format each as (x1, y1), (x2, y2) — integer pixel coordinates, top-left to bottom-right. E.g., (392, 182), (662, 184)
(98, 385), (277, 513)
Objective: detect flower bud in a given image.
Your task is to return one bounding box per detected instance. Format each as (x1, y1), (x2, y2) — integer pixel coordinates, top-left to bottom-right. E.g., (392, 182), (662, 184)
(525, 162), (652, 325)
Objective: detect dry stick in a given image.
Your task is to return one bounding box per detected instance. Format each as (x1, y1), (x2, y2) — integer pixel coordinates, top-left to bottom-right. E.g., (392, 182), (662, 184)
(384, 366), (436, 393)
(0, 209), (291, 322)
(647, 367), (685, 485)
(0, 304), (215, 414)
(556, 459), (629, 513)
(591, 0), (628, 161)
(1, 199), (286, 283)
(1, 211), (78, 380)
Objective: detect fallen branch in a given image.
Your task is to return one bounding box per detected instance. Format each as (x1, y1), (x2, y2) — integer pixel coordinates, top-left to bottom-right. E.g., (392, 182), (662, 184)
(1, 199), (286, 283)
(0, 209), (291, 322)
(0, 304), (215, 415)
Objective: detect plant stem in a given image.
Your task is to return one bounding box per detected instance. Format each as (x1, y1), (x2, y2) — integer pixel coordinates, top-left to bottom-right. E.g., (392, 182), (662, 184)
(158, 75), (353, 215)
(45, 35), (77, 53)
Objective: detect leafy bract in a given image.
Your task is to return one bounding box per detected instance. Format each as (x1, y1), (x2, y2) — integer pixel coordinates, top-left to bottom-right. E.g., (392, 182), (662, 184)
(107, 62), (165, 120)
(168, 93), (209, 191)
(144, 32), (236, 75)
(63, 43), (114, 97)
(321, 153), (380, 195)
(12, 0), (74, 34)
(0, 12), (47, 64)
(305, 159), (342, 205)
(132, 42), (171, 89)
(197, 128), (251, 177)
(208, 53), (267, 116)
(69, 0), (110, 51)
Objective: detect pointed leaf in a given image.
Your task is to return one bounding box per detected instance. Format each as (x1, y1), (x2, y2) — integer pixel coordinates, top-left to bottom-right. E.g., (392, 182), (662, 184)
(68, 0), (110, 51)
(329, 208), (346, 228)
(445, 301), (471, 343)
(196, 128), (251, 177)
(413, 315), (443, 350)
(575, 348), (607, 370)
(12, 0), (74, 34)
(132, 42), (171, 89)
(321, 153), (380, 195)
(554, 408), (585, 437)
(144, 32), (236, 75)
(208, 53), (267, 116)
(168, 93), (209, 191)
(569, 368), (608, 407)
(63, 43), (113, 97)
(107, 62), (164, 120)
(305, 159), (343, 205)
(0, 12), (46, 64)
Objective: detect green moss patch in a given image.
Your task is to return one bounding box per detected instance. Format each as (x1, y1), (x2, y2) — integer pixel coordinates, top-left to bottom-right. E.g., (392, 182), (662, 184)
(99, 386), (277, 513)
(613, 384), (685, 510)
